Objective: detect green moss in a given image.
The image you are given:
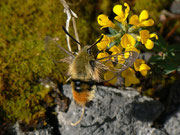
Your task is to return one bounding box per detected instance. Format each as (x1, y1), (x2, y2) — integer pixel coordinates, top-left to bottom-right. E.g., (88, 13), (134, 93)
(0, 0), (68, 125)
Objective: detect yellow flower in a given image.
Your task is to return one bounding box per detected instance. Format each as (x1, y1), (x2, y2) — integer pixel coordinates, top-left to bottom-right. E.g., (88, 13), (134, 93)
(134, 59), (145, 71)
(121, 68), (140, 86)
(139, 30), (158, 49)
(97, 14), (115, 29)
(97, 52), (109, 61)
(139, 64), (151, 76)
(125, 45), (140, 53)
(109, 45), (125, 64)
(129, 10), (154, 27)
(104, 71), (117, 85)
(124, 45), (140, 59)
(113, 3), (130, 23)
(97, 35), (113, 51)
(121, 34), (136, 48)
(97, 52), (114, 69)
(134, 59), (151, 76)
(109, 45), (123, 54)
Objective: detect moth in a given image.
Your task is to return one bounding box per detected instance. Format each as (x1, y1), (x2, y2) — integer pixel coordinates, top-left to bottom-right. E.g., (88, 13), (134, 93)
(45, 27), (138, 126)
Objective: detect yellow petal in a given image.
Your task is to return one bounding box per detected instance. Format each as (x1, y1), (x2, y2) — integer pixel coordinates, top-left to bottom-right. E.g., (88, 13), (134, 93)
(97, 52), (109, 60)
(117, 44), (123, 52)
(114, 16), (125, 23)
(140, 70), (148, 76)
(134, 59), (145, 71)
(139, 10), (149, 22)
(121, 68), (130, 78)
(118, 55), (125, 64)
(139, 64), (151, 71)
(113, 5), (123, 16)
(129, 15), (139, 26)
(104, 71), (117, 85)
(124, 45), (140, 59)
(109, 46), (121, 53)
(140, 30), (150, 44)
(97, 35), (109, 51)
(124, 3), (130, 15)
(121, 68), (134, 77)
(136, 35), (141, 42)
(141, 19), (154, 27)
(113, 3), (129, 23)
(121, 34), (136, 48)
(122, 68), (140, 86)
(125, 45), (140, 53)
(124, 3), (130, 20)
(145, 39), (154, 49)
(150, 33), (158, 39)
(130, 76), (140, 84)
(97, 14), (115, 29)
(110, 46), (124, 64)
(124, 77), (132, 86)
(139, 64), (151, 76)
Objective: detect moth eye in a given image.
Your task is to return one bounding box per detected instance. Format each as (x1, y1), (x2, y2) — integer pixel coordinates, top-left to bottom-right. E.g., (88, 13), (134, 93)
(89, 60), (95, 69)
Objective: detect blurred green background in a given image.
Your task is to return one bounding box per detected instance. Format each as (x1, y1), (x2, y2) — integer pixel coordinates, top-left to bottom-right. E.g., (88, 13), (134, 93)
(0, 0), (179, 131)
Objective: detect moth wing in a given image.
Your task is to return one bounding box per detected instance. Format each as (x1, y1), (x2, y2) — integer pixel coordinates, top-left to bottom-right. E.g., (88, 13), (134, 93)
(44, 36), (74, 64)
(96, 51), (139, 82)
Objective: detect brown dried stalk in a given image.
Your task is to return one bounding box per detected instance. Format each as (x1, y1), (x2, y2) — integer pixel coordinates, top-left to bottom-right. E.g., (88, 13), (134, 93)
(60, 0), (81, 52)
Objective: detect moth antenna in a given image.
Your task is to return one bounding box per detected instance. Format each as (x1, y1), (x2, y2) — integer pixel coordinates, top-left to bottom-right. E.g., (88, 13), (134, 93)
(71, 107), (85, 126)
(62, 26), (83, 47)
(88, 35), (103, 50)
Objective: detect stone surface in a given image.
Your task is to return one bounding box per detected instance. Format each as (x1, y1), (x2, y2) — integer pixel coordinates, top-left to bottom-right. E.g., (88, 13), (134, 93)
(12, 85), (180, 135)
(164, 107), (180, 135)
(57, 85), (165, 135)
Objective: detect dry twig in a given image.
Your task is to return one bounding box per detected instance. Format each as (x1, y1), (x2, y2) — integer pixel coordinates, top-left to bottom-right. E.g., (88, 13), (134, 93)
(60, 0), (81, 51)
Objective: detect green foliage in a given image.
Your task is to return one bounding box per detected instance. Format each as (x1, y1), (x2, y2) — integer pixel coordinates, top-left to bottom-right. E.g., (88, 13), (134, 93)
(150, 34), (180, 75)
(0, 0), (68, 125)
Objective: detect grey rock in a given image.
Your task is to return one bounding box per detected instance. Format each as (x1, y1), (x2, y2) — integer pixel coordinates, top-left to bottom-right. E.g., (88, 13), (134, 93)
(164, 107), (180, 135)
(13, 122), (53, 135)
(57, 85), (165, 135)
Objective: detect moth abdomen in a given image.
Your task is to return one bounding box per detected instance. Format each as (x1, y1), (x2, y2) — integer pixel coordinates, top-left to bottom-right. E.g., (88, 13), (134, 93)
(71, 79), (96, 107)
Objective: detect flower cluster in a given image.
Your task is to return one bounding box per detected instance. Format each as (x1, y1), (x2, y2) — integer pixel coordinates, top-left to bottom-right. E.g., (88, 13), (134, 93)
(97, 3), (158, 86)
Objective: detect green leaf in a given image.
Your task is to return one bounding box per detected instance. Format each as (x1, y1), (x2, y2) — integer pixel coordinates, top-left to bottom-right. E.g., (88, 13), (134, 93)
(153, 34), (167, 52)
(106, 33), (117, 37)
(134, 41), (141, 48)
(108, 39), (120, 48)
(149, 55), (162, 64)
(164, 66), (177, 75)
(177, 66), (180, 72)
(108, 27), (118, 35)
(116, 21), (123, 29)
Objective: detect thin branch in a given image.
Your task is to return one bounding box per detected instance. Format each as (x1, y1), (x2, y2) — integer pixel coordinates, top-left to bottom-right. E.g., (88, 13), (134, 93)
(165, 21), (180, 40)
(60, 0), (81, 51)
(72, 17), (81, 50)
(159, 9), (180, 37)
